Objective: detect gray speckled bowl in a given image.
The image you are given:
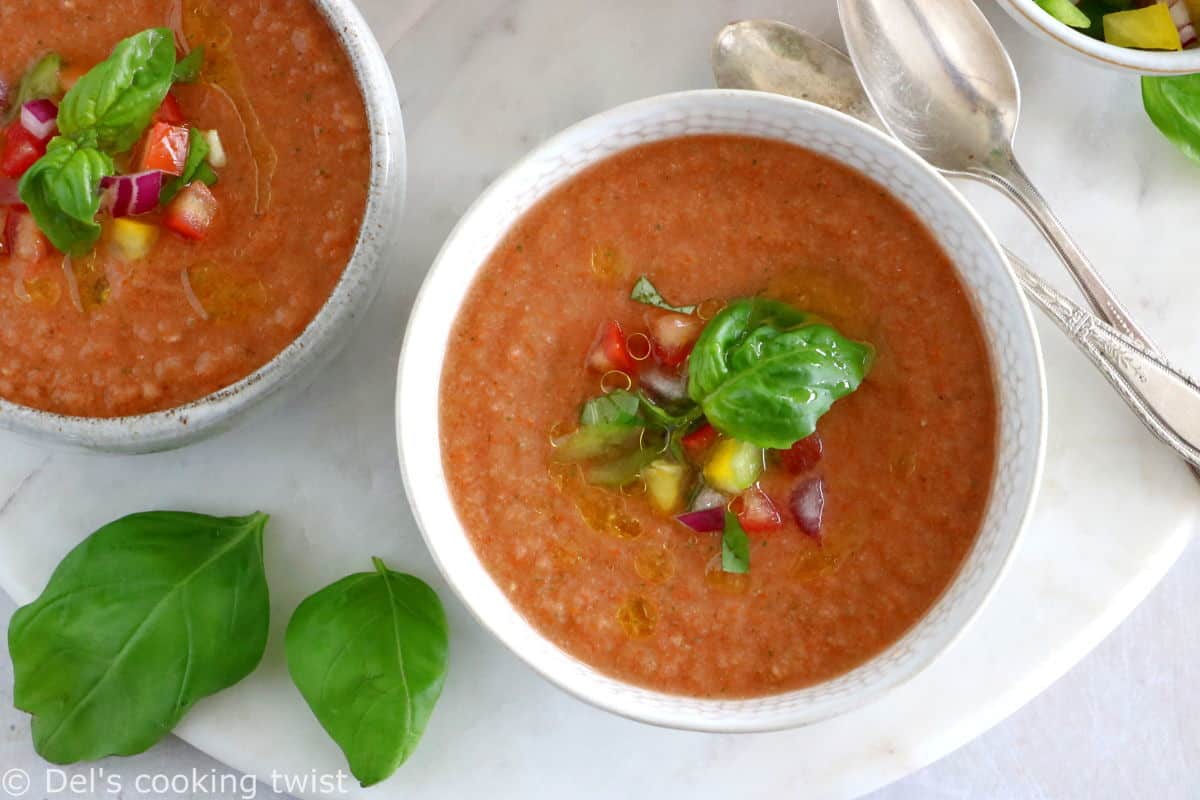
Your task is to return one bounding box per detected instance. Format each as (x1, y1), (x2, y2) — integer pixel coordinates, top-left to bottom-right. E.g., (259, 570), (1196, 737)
(0, 0), (405, 454)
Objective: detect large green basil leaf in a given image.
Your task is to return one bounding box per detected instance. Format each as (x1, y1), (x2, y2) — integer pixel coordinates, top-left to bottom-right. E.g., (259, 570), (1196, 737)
(58, 27), (176, 152)
(18, 137), (114, 255)
(8, 511), (270, 765)
(688, 298), (873, 449)
(1143, 74), (1200, 164)
(286, 558), (449, 787)
(2, 53), (62, 124)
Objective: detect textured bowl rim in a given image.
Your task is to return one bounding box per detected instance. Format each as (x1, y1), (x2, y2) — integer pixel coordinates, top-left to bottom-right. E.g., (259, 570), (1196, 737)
(397, 89), (1047, 732)
(0, 0), (405, 453)
(996, 0), (1200, 74)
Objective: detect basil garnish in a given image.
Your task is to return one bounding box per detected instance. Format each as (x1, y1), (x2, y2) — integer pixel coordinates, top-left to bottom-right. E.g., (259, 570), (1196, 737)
(1143, 74), (1200, 164)
(58, 27), (176, 152)
(8, 511), (271, 764)
(687, 298), (873, 449)
(580, 389), (642, 426)
(172, 46), (206, 84)
(286, 558), (449, 787)
(721, 510), (751, 573)
(631, 275), (697, 314)
(18, 137), (114, 255)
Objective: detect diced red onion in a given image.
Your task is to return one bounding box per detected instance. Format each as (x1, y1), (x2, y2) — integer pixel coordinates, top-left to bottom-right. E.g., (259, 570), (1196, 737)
(1144, 0), (1199, 46)
(20, 99), (57, 142)
(689, 484), (728, 512)
(639, 363), (689, 404)
(0, 178), (20, 206)
(790, 476), (825, 540)
(675, 506), (726, 533)
(100, 171), (165, 218)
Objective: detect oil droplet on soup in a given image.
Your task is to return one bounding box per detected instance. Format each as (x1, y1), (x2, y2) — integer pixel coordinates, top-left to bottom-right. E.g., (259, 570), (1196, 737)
(590, 244), (627, 281)
(705, 556), (750, 595)
(634, 547), (674, 583)
(187, 261), (269, 321)
(557, 465), (643, 539)
(23, 276), (61, 308)
(617, 596), (657, 638)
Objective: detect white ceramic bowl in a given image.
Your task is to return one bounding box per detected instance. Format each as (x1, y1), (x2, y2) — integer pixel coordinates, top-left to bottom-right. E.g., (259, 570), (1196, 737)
(0, 0), (405, 454)
(996, 0), (1200, 74)
(397, 90), (1047, 731)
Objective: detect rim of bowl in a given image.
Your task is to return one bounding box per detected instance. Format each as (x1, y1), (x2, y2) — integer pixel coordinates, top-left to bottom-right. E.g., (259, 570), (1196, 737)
(397, 89), (1047, 731)
(997, 0), (1200, 74)
(0, 0), (405, 453)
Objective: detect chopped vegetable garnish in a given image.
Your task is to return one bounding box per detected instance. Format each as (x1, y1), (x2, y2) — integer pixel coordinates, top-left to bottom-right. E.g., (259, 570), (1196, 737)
(138, 122), (190, 175)
(153, 94), (186, 126)
(586, 319), (638, 374)
(647, 311), (703, 367)
(20, 99), (58, 142)
(630, 275), (697, 314)
(790, 477), (825, 540)
(100, 171), (165, 217)
(681, 422), (719, 461)
(675, 506), (726, 533)
(2, 54), (61, 125)
(1, 124), (48, 178)
(779, 432), (823, 474)
(108, 218), (159, 261)
(1033, 0), (1092, 28)
(4, 208), (49, 261)
(202, 129), (226, 167)
(720, 510), (751, 574)
(703, 438), (764, 494)
(1104, 3), (1183, 49)
(644, 460), (689, 513)
(163, 181), (218, 240)
(732, 486), (783, 533)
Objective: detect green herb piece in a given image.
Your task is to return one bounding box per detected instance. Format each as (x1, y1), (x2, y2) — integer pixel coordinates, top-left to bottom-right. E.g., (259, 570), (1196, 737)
(286, 558), (448, 787)
(630, 275), (697, 314)
(3, 53), (63, 124)
(635, 390), (702, 429)
(1143, 74), (1200, 163)
(58, 27), (176, 153)
(721, 510), (750, 574)
(160, 126), (210, 204)
(172, 46), (205, 84)
(580, 389), (642, 426)
(18, 137), (114, 255)
(195, 161), (219, 186)
(688, 298), (873, 449)
(1033, 0), (1092, 28)
(8, 511), (270, 764)
(553, 423), (643, 462)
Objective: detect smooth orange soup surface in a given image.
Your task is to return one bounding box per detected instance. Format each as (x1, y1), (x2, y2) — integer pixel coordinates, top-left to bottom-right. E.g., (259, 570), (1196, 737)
(0, 0), (369, 416)
(441, 135), (997, 698)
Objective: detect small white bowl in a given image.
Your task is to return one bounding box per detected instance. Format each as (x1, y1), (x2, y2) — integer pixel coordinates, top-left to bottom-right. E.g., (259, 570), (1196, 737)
(0, 0), (405, 454)
(397, 90), (1047, 731)
(996, 0), (1200, 74)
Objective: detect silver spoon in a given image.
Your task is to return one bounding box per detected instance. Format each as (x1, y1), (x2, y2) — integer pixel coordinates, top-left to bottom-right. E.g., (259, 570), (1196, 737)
(712, 19), (1200, 470)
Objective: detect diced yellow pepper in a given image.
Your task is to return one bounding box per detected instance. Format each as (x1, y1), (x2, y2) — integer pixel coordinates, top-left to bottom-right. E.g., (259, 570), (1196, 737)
(109, 218), (160, 261)
(703, 439), (763, 494)
(644, 460), (689, 514)
(1104, 4), (1183, 51)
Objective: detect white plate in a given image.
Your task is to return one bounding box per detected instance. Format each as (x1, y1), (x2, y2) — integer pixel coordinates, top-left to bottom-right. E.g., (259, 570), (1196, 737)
(0, 1), (1196, 797)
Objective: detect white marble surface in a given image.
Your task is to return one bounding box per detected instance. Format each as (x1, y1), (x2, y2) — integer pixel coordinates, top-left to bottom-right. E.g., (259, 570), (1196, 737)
(1, 1), (1198, 798)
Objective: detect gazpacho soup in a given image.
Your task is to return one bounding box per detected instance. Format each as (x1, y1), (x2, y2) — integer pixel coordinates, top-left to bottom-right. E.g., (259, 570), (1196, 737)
(441, 135), (998, 698)
(0, 0), (370, 417)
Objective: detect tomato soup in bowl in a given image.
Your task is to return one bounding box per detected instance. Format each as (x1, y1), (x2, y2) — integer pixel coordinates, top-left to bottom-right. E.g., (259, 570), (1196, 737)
(0, 0), (404, 452)
(398, 91), (1045, 730)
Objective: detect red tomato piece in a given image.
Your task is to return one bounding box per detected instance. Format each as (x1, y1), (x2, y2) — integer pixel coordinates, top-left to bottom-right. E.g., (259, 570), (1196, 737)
(153, 94), (186, 126)
(586, 320), (637, 375)
(681, 422), (719, 461)
(4, 207), (48, 261)
(732, 486), (784, 533)
(163, 182), (218, 241)
(138, 122), (190, 176)
(779, 432), (823, 474)
(1, 124), (47, 178)
(647, 311), (703, 367)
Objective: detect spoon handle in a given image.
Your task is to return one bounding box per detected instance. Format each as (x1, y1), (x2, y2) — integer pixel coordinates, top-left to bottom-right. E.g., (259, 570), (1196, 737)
(1011, 253), (1200, 469)
(981, 157), (1153, 345)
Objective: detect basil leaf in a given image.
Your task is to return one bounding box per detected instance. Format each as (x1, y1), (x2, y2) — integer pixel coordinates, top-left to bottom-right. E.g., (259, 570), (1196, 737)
(688, 298), (873, 449)
(1033, 0), (1092, 27)
(160, 126), (210, 204)
(8, 511), (271, 764)
(2, 53), (62, 124)
(631, 275), (697, 314)
(581, 389), (642, 426)
(58, 28), (176, 153)
(18, 137), (114, 255)
(286, 558), (449, 787)
(172, 46), (205, 84)
(1143, 74), (1200, 163)
(721, 510), (750, 573)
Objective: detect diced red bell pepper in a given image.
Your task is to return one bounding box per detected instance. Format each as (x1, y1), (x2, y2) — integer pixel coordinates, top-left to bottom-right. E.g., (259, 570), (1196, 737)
(4, 207), (48, 261)
(681, 422), (719, 462)
(586, 320), (637, 374)
(163, 182), (218, 241)
(779, 432), (823, 474)
(153, 94), (186, 126)
(647, 311), (703, 367)
(137, 122), (190, 176)
(732, 485), (784, 533)
(1, 124), (47, 178)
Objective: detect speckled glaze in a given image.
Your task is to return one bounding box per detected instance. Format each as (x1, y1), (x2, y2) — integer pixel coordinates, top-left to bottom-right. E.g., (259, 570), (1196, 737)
(397, 90), (1047, 731)
(996, 0), (1200, 74)
(0, 0), (406, 454)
